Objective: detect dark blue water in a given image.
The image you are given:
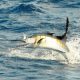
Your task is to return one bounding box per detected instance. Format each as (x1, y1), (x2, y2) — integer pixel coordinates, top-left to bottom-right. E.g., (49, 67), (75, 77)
(0, 0), (80, 80)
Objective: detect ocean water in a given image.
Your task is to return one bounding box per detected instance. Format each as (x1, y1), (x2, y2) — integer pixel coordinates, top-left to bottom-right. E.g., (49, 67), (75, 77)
(0, 0), (80, 80)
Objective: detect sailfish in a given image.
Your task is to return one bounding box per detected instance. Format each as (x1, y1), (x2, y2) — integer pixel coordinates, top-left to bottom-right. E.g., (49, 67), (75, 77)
(23, 17), (69, 53)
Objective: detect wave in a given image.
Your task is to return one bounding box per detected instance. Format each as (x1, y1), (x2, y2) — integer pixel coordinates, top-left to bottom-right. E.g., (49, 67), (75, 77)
(37, 0), (80, 8)
(0, 25), (8, 30)
(9, 25), (37, 33)
(65, 2), (80, 8)
(0, 0), (80, 14)
(8, 4), (44, 13)
(37, 0), (63, 3)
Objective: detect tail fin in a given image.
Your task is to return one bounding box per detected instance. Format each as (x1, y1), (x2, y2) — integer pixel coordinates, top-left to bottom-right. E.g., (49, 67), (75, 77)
(56, 17), (69, 40)
(64, 17), (69, 37)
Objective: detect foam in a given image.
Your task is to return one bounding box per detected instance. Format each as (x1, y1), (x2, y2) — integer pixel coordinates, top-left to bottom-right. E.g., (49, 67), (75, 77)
(7, 35), (80, 64)
(65, 36), (80, 64)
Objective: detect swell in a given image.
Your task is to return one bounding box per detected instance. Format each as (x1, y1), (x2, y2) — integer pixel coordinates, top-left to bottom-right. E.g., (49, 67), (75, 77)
(2, 3), (44, 14)
(0, 0), (80, 14)
(37, 0), (80, 8)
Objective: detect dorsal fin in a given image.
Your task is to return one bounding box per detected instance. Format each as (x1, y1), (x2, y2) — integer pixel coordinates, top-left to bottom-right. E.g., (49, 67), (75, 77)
(56, 17), (69, 41)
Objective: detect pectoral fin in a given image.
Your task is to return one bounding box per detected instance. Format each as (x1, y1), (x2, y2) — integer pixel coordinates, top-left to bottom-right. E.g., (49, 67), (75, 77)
(34, 38), (44, 47)
(37, 38), (44, 44)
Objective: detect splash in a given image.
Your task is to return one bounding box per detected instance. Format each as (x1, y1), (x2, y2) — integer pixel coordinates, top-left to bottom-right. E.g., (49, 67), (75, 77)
(7, 35), (80, 64)
(65, 36), (80, 64)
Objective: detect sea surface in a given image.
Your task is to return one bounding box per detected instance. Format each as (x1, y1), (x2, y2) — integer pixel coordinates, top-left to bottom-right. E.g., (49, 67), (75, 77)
(0, 0), (80, 80)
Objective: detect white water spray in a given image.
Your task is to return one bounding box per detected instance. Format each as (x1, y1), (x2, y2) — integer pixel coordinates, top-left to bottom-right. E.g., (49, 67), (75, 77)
(8, 34), (80, 64)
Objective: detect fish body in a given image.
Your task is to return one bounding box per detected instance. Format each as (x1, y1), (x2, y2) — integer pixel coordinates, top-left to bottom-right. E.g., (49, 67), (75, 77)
(24, 34), (69, 52)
